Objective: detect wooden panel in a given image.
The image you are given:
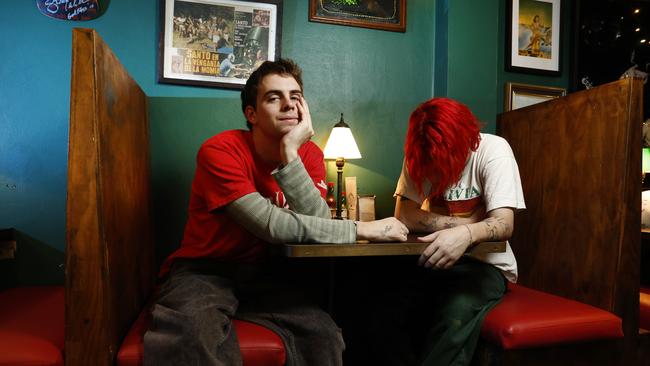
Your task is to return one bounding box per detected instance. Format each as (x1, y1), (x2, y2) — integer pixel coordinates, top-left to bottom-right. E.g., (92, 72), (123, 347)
(66, 28), (154, 366)
(283, 240), (505, 258)
(497, 78), (642, 341)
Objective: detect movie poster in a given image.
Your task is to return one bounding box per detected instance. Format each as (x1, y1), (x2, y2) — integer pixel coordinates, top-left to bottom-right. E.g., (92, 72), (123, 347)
(160, 0), (279, 89)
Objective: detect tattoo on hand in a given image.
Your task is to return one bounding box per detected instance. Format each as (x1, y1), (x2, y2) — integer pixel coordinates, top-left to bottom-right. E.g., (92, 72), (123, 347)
(382, 225), (392, 235)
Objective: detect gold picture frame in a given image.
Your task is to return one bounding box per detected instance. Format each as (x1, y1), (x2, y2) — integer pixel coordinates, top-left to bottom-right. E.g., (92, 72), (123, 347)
(504, 82), (566, 111)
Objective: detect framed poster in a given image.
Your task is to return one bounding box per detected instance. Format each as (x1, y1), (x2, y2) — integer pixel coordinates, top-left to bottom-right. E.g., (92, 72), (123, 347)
(159, 0), (282, 89)
(506, 0), (561, 75)
(504, 82), (566, 111)
(309, 0), (406, 33)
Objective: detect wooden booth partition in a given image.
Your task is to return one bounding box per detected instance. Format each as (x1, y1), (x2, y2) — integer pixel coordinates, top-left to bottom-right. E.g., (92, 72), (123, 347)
(66, 28), (155, 366)
(497, 78), (643, 362)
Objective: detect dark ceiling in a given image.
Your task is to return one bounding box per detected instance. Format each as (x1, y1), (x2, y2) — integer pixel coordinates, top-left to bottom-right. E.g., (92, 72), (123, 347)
(576, 0), (650, 117)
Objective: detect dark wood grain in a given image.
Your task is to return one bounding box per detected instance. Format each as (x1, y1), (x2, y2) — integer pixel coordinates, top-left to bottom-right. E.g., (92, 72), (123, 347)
(66, 28), (154, 366)
(283, 240), (505, 258)
(497, 77), (643, 364)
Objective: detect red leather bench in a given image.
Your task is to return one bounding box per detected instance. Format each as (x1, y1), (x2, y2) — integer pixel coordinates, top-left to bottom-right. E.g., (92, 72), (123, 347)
(0, 287), (64, 366)
(481, 283), (624, 350)
(641, 287), (650, 331)
(0, 286), (285, 366)
(117, 306), (286, 366)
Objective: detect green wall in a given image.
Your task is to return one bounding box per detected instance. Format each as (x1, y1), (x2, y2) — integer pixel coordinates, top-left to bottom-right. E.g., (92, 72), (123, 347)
(1, 0), (572, 282)
(150, 1), (435, 259)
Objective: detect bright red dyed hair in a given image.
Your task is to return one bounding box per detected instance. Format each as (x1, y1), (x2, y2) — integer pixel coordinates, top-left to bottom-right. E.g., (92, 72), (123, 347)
(404, 98), (481, 198)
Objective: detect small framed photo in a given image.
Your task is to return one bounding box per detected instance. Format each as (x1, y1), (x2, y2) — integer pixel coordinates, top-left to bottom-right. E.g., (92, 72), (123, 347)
(504, 82), (566, 111)
(158, 0), (283, 89)
(506, 0), (561, 75)
(309, 0), (406, 33)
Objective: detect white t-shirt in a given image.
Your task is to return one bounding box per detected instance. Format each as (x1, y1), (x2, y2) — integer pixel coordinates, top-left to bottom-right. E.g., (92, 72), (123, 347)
(394, 133), (526, 282)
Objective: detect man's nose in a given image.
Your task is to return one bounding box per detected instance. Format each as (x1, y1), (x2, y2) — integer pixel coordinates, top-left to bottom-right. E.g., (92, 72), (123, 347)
(282, 97), (297, 110)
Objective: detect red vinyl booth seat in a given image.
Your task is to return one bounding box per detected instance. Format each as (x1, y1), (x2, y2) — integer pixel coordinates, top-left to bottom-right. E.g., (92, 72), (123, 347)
(481, 283), (623, 350)
(117, 307), (287, 366)
(0, 286), (284, 366)
(0, 286), (65, 366)
(641, 287), (650, 330)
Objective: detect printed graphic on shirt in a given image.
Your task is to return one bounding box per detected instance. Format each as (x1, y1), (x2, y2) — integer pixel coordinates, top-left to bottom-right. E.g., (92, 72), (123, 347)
(428, 185), (483, 217)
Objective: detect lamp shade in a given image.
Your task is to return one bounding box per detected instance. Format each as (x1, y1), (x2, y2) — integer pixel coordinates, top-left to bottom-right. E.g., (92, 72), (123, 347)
(323, 114), (362, 160)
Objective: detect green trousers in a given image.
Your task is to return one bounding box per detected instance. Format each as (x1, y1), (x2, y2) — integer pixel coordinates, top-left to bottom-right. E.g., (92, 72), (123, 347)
(367, 258), (507, 366)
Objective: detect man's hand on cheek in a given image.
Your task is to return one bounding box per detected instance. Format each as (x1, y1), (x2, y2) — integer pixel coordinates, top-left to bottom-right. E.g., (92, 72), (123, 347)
(280, 97), (314, 165)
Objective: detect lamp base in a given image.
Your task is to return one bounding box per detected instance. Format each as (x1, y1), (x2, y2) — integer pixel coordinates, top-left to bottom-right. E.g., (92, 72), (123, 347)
(330, 208), (348, 220)
(334, 158), (345, 220)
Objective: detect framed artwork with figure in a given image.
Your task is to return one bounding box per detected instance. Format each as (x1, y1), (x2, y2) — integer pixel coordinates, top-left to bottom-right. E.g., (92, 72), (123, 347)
(158, 0), (282, 89)
(506, 0), (561, 75)
(309, 0), (406, 33)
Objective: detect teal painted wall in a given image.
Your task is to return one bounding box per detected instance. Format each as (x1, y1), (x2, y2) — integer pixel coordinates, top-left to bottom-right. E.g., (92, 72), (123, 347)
(0, 1), (434, 277)
(447, 1), (500, 131)
(150, 1), (435, 259)
(1, 0), (572, 281)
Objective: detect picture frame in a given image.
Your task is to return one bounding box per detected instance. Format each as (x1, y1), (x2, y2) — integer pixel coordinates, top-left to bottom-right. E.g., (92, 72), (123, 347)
(158, 0), (282, 89)
(506, 0), (561, 75)
(504, 82), (566, 111)
(308, 0), (406, 33)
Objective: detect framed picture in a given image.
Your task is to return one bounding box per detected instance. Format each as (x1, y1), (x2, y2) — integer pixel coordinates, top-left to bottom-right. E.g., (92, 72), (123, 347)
(309, 0), (406, 33)
(158, 0), (282, 89)
(504, 82), (566, 111)
(506, 0), (561, 75)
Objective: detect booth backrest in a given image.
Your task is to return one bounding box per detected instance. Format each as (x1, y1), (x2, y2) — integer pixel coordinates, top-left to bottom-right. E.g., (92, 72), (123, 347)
(497, 78), (642, 341)
(66, 28), (155, 366)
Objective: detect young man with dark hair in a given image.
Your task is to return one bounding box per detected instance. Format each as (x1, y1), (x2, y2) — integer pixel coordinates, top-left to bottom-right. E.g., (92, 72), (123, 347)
(367, 97), (525, 366)
(144, 59), (408, 366)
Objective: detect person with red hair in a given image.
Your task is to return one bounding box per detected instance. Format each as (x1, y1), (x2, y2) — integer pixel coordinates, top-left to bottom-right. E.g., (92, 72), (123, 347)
(369, 98), (525, 365)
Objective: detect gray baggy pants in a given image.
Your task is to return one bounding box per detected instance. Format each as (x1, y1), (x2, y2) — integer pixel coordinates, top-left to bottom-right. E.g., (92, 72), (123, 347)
(143, 259), (345, 366)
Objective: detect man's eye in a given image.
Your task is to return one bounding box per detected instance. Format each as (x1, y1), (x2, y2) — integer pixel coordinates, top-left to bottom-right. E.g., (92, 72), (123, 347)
(268, 97), (279, 102)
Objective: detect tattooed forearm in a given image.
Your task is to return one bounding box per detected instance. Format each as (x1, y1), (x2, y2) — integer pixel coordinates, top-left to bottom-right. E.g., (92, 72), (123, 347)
(483, 217), (511, 241)
(417, 217), (438, 231)
(416, 215), (458, 232)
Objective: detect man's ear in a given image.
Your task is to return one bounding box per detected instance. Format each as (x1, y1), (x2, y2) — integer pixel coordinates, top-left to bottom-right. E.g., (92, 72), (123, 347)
(244, 105), (257, 126)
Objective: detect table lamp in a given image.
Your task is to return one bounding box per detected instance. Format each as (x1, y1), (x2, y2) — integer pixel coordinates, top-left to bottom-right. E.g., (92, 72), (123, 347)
(323, 113), (361, 219)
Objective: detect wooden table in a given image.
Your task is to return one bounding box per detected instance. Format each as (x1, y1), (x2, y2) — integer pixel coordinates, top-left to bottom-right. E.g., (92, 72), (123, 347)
(283, 235), (506, 258)
(282, 234), (507, 317)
